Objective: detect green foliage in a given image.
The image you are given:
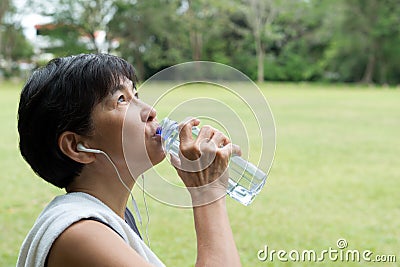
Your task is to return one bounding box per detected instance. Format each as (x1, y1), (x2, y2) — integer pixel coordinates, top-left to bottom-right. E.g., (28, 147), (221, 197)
(108, 0), (189, 80)
(323, 0), (400, 84)
(1, 24), (34, 61)
(8, 0), (400, 84)
(35, 24), (90, 57)
(0, 0), (11, 23)
(27, 0), (117, 54)
(0, 0), (34, 78)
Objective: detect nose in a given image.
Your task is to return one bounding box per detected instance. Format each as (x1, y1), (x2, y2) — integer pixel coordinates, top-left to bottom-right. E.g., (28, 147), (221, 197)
(140, 101), (157, 122)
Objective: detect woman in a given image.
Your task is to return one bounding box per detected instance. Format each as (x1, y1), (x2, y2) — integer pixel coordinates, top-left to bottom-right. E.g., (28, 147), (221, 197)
(17, 54), (242, 267)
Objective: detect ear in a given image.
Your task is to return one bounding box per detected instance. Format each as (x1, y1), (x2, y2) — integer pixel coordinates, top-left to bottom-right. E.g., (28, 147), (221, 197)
(58, 131), (96, 164)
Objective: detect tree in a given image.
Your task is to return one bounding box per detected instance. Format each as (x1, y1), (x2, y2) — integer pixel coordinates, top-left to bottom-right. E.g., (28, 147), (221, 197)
(0, 1), (34, 78)
(109, 0), (189, 80)
(239, 0), (281, 83)
(264, 0), (335, 81)
(35, 23), (91, 57)
(181, 0), (223, 61)
(110, 0), (256, 80)
(28, 0), (116, 53)
(22, 0), (399, 84)
(0, 0), (10, 21)
(326, 0), (400, 84)
(1, 23), (34, 62)
(0, 0), (11, 59)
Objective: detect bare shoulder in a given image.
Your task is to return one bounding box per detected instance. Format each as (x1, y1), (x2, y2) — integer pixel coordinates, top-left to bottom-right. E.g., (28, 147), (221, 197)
(47, 219), (154, 267)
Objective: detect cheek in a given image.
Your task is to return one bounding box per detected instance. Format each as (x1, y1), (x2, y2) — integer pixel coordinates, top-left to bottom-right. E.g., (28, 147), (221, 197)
(122, 109), (147, 161)
(123, 126), (145, 152)
(91, 107), (134, 155)
(94, 115), (124, 147)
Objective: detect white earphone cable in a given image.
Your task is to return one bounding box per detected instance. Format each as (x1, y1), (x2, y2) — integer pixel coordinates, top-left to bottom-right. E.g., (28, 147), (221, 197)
(141, 174), (151, 247)
(99, 151), (143, 226)
(98, 150), (151, 246)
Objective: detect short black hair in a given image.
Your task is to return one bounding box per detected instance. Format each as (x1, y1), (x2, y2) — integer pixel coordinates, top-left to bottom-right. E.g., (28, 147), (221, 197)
(18, 54), (137, 188)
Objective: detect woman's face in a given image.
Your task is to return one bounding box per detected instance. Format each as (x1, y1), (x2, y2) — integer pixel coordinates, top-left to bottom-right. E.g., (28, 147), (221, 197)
(88, 77), (165, 177)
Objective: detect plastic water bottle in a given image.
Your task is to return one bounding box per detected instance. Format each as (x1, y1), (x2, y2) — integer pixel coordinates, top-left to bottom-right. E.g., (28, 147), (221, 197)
(156, 118), (267, 206)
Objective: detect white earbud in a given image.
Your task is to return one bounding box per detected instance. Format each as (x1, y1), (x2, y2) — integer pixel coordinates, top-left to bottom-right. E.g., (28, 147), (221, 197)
(77, 143), (102, 154)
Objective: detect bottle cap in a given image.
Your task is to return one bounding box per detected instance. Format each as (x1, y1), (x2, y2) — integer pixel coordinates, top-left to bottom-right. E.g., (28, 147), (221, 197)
(156, 126), (162, 135)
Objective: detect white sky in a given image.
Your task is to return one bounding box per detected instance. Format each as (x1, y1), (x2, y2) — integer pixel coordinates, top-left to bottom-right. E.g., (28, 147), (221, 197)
(13, 0), (53, 40)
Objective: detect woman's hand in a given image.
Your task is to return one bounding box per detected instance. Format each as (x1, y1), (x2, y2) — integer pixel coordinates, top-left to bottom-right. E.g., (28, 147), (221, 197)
(171, 118), (241, 206)
(171, 118), (242, 266)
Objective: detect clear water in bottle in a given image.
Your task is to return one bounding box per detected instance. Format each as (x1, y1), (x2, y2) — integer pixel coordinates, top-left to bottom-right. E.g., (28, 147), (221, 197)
(157, 118), (267, 206)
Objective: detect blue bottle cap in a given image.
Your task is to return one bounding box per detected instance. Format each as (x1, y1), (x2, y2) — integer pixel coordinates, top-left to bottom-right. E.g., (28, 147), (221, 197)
(156, 126), (162, 135)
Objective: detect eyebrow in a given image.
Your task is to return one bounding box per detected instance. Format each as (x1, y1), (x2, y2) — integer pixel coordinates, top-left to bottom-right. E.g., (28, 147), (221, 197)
(110, 81), (136, 95)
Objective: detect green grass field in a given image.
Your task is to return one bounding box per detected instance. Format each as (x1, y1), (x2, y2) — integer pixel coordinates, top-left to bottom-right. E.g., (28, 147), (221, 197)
(1, 80), (399, 266)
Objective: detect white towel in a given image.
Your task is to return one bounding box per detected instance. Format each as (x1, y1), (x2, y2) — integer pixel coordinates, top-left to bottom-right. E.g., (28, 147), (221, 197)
(17, 192), (165, 267)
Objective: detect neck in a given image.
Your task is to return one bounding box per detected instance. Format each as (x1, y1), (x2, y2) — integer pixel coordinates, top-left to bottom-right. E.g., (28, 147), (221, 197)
(66, 159), (136, 219)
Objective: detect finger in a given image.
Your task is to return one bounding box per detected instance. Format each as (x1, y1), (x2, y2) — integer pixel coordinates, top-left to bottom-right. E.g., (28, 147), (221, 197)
(179, 117), (200, 144)
(210, 131), (229, 148)
(196, 125), (215, 143)
(221, 143), (242, 157)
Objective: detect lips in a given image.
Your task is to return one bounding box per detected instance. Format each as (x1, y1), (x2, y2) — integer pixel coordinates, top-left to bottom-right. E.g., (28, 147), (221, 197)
(148, 122), (162, 141)
(151, 126), (158, 137)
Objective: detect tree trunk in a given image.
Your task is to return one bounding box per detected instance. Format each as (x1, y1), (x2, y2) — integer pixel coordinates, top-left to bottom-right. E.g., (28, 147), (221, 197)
(0, 32), (2, 59)
(0, 0), (10, 59)
(255, 36), (264, 83)
(257, 49), (265, 83)
(361, 53), (376, 84)
(134, 53), (145, 82)
(190, 31), (202, 61)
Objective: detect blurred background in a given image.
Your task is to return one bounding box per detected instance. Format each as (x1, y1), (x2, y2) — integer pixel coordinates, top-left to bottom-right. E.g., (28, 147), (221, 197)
(1, 0), (399, 85)
(1, 0), (399, 266)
